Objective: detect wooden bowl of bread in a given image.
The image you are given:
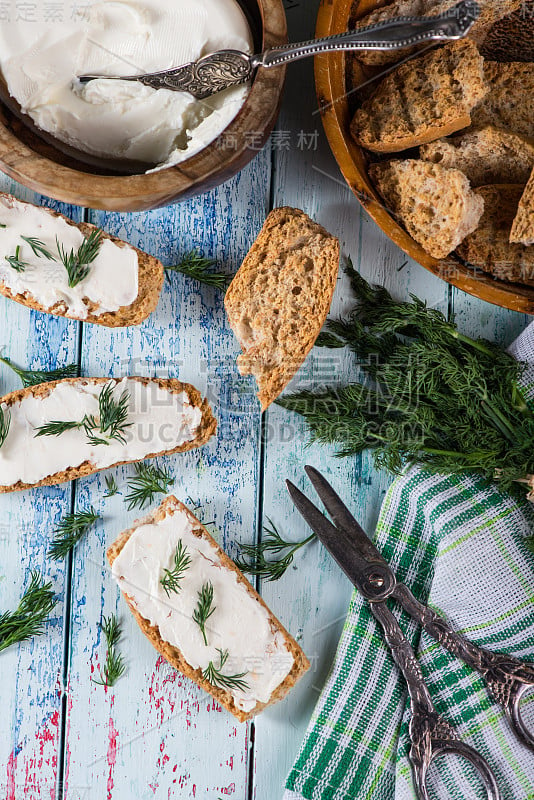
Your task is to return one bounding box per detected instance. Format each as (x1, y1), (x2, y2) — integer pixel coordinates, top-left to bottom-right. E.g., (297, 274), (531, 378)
(315, 0), (534, 312)
(0, 0), (287, 213)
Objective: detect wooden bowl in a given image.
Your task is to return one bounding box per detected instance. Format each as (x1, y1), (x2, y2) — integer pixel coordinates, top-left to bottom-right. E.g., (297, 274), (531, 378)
(315, 0), (534, 313)
(0, 0), (287, 212)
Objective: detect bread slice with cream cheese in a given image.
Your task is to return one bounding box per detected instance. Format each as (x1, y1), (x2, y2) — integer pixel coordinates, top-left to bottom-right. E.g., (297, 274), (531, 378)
(0, 377), (216, 493)
(108, 496), (310, 722)
(0, 194), (164, 326)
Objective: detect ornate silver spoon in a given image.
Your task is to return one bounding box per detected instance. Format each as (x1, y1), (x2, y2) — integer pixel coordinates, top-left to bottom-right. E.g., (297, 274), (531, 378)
(77, 0), (479, 100)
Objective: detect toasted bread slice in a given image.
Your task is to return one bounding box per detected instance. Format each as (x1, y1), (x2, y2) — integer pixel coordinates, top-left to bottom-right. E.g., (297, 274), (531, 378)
(0, 194), (164, 326)
(224, 208), (340, 411)
(471, 62), (534, 140)
(510, 167), (534, 245)
(370, 159), (484, 259)
(348, 0), (521, 67)
(420, 126), (534, 186)
(456, 184), (534, 283)
(107, 496), (310, 722)
(350, 40), (487, 153)
(0, 377), (216, 493)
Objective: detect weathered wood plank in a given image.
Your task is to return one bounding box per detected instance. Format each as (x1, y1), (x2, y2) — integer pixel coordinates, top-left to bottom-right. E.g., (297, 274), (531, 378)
(253, 2), (451, 796)
(0, 177), (82, 800)
(63, 155), (271, 800)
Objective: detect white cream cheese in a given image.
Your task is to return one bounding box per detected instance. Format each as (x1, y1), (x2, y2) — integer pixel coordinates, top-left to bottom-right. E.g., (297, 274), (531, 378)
(0, 0), (253, 169)
(0, 379), (202, 487)
(0, 196), (139, 319)
(111, 499), (295, 712)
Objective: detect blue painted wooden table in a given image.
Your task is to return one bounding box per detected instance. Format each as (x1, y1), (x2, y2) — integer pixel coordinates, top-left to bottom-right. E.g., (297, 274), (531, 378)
(0, 2), (529, 799)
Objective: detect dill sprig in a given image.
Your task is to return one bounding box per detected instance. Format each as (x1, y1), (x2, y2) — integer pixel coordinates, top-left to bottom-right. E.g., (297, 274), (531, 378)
(165, 251), (231, 290)
(0, 571), (58, 652)
(235, 518), (315, 581)
(21, 236), (56, 261)
(57, 229), (102, 288)
(0, 355), (78, 388)
(35, 382), (132, 446)
(92, 614), (126, 688)
(125, 461), (174, 511)
(160, 540), (191, 597)
(48, 506), (101, 560)
(192, 581), (216, 646)
(278, 262), (534, 496)
(6, 245), (28, 272)
(202, 648), (249, 692)
(103, 474), (120, 498)
(0, 406), (10, 448)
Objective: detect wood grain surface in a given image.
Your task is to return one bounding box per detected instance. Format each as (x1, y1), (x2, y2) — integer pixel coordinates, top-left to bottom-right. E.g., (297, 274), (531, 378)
(0, 2), (529, 799)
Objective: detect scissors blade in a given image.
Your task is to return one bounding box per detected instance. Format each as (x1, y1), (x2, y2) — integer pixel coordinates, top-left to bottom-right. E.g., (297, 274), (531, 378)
(304, 465), (390, 569)
(286, 477), (395, 601)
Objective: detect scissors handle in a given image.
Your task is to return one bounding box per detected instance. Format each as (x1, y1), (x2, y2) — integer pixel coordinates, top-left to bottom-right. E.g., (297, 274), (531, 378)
(394, 583), (534, 750)
(370, 602), (501, 800)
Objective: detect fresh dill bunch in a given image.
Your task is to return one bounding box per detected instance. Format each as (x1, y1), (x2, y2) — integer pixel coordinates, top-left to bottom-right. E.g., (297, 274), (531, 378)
(92, 614), (126, 688)
(279, 264), (534, 496)
(0, 355), (78, 388)
(56, 229), (102, 288)
(0, 571), (58, 653)
(160, 540), (192, 597)
(165, 250), (230, 290)
(0, 406), (10, 448)
(35, 382), (132, 446)
(125, 461), (175, 511)
(21, 236), (56, 261)
(6, 245), (28, 272)
(103, 474), (120, 498)
(192, 581), (216, 646)
(48, 506), (101, 560)
(202, 648), (249, 692)
(234, 518), (315, 581)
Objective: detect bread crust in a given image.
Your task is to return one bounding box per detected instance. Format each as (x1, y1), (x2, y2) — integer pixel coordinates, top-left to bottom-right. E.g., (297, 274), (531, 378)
(225, 207), (340, 410)
(0, 194), (164, 326)
(0, 377), (216, 493)
(107, 496), (310, 722)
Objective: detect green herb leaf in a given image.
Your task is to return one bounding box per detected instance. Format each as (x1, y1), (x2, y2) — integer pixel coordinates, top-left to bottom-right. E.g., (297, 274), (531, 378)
(0, 571), (57, 652)
(0, 355), (78, 388)
(125, 461), (174, 511)
(165, 250), (231, 290)
(34, 382), (132, 446)
(103, 474), (120, 498)
(278, 262), (534, 495)
(91, 614), (126, 688)
(192, 581), (216, 646)
(6, 245), (28, 273)
(0, 405), (10, 448)
(235, 518), (315, 581)
(57, 229), (102, 288)
(21, 236), (56, 261)
(48, 506), (101, 560)
(160, 540), (191, 597)
(202, 648), (249, 692)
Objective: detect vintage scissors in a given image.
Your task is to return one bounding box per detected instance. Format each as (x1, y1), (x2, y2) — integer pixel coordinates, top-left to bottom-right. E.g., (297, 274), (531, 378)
(287, 466), (534, 800)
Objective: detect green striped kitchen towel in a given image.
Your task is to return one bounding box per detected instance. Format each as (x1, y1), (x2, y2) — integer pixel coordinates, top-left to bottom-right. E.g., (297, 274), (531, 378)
(284, 323), (534, 800)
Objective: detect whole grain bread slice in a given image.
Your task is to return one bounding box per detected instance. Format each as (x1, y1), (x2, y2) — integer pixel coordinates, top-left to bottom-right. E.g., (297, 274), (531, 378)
(0, 194), (164, 326)
(456, 184), (534, 283)
(419, 126), (534, 186)
(0, 377), (216, 493)
(370, 159), (484, 259)
(471, 62), (534, 140)
(107, 496), (310, 722)
(351, 40), (488, 153)
(510, 167), (534, 245)
(224, 207), (340, 411)
(348, 0), (521, 67)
